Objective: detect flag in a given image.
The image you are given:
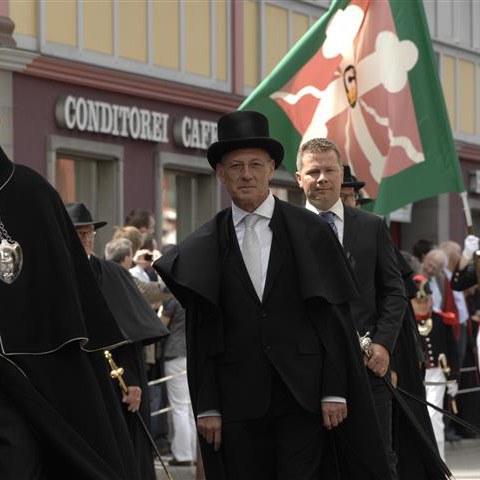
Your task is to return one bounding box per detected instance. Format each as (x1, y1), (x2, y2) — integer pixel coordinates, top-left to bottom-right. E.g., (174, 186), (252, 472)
(240, 0), (465, 215)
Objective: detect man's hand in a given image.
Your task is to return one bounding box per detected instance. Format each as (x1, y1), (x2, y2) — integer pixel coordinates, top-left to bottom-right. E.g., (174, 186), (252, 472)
(122, 386), (142, 412)
(446, 381), (459, 398)
(365, 343), (390, 377)
(197, 416), (222, 451)
(321, 402), (347, 430)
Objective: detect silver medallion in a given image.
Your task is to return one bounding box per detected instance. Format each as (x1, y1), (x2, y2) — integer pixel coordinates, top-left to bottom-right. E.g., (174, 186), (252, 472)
(0, 238), (22, 284)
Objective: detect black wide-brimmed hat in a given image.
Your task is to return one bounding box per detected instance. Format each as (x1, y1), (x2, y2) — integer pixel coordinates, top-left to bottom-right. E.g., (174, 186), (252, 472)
(341, 165), (365, 190)
(65, 202), (107, 230)
(357, 196), (373, 206)
(207, 110), (284, 169)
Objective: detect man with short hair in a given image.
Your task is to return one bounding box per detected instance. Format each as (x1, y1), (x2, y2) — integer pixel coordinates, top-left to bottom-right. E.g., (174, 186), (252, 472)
(296, 138), (407, 480)
(154, 111), (390, 480)
(105, 238), (134, 269)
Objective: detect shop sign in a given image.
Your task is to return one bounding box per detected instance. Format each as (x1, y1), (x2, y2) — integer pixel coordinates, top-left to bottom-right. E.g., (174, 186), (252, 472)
(173, 116), (217, 150)
(55, 95), (169, 143)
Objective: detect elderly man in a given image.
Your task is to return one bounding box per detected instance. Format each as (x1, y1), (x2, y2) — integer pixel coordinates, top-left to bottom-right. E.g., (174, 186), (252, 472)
(340, 165), (365, 208)
(295, 138), (407, 480)
(66, 203), (168, 480)
(154, 111), (390, 480)
(421, 248), (450, 312)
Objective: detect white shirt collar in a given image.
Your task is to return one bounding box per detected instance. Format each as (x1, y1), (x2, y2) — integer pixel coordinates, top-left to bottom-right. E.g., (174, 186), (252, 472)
(232, 192), (275, 227)
(305, 197), (344, 222)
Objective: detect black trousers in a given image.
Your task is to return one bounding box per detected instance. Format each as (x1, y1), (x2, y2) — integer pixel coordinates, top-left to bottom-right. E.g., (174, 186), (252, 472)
(0, 393), (45, 480)
(220, 368), (324, 480)
(369, 371), (398, 480)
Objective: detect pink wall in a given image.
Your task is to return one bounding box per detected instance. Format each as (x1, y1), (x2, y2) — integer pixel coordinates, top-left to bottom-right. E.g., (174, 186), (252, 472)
(13, 72), (220, 214)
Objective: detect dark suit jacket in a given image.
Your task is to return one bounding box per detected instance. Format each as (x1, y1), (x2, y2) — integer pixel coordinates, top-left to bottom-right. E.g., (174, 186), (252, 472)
(154, 198), (392, 480)
(343, 205), (407, 353)
(213, 202), (349, 419)
(451, 264), (477, 291)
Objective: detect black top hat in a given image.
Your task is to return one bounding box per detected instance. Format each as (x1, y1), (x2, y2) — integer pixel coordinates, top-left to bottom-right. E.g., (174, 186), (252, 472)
(341, 165), (365, 190)
(207, 110), (284, 169)
(65, 202), (107, 230)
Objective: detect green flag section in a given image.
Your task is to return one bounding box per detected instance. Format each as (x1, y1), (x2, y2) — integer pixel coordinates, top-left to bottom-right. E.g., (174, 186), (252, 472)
(240, 0), (465, 215)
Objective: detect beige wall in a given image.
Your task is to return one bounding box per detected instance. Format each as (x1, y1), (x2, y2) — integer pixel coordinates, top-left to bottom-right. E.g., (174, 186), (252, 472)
(265, 4), (288, 76)
(118, 0), (147, 62)
(442, 55), (456, 129)
(459, 60), (475, 134)
(153, 1), (180, 70)
(244, 0), (259, 88)
(185, 1), (210, 77)
(84, 1), (113, 55)
(216, 0), (228, 82)
(292, 12), (309, 46)
(10, 0), (37, 37)
(46, 1), (76, 46)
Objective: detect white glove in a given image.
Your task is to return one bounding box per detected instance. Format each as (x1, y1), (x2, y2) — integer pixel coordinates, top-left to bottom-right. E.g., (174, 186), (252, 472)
(446, 381), (458, 397)
(462, 235), (479, 261)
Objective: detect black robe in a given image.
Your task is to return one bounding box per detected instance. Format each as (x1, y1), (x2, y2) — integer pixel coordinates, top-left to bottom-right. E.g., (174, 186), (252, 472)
(154, 198), (392, 480)
(0, 148), (139, 479)
(393, 250), (452, 479)
(89, 255), (169, 480)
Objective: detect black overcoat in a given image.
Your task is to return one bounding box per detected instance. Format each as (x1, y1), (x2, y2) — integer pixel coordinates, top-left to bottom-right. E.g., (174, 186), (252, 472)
(343, 205), (451, 479)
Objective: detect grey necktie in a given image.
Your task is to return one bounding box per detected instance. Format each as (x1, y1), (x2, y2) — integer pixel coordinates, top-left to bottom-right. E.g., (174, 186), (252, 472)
(320, 211), (338, 237)
(241, 214), (263, 300)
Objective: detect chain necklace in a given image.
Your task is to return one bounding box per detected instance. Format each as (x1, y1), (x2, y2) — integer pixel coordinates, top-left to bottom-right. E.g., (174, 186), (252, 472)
(0, 162), (23, 284)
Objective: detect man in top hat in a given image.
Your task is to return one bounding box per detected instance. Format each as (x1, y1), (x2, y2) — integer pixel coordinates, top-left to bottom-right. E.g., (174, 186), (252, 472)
(296, 138), (407, 480)
(154, 111), (392, 480)
(66, 202), (169, 480)
(340, 165), (365, 208)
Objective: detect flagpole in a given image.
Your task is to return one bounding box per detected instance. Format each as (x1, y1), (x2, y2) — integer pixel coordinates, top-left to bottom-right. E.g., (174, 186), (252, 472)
(459, 191), (480, 289)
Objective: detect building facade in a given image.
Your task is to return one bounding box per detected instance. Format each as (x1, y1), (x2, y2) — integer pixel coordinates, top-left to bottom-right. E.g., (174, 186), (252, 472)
(0, 0), (478, 252)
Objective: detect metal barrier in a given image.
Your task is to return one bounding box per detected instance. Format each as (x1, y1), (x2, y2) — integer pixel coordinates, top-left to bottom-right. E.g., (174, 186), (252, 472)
(457, 365), (480, 395)
(148, 370), (188, 418)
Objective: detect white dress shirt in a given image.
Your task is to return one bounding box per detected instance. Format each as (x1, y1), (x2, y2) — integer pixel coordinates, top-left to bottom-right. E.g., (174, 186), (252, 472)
(129, 264), (150, 283)
(198, 193), (344, 418)
(232, 192), (275, 296)
(306, 198), (345, 245)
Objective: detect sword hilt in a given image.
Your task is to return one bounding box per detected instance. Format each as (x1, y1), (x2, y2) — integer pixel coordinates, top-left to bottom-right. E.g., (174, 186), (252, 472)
(103, 350), (175, 479)
(438, 353), (451, 376)
(104, 350), (128, 394)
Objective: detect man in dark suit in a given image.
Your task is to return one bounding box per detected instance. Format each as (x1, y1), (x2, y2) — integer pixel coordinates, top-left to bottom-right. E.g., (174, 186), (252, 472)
(296, 138), (407, 480)
(154, 111), (391, 480)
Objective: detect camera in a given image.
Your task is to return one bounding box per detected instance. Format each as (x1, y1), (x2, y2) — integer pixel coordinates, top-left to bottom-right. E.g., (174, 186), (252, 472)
(144, 253), (153, 261)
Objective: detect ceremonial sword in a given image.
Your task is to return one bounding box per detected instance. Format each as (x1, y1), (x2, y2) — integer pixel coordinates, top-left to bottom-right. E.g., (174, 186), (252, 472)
(104, 350), (174, 480)
(358, 333), (456, 480)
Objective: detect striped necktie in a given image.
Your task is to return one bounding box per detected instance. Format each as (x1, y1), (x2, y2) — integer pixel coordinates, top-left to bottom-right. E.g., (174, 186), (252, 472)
(320, 211), (338, 237)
